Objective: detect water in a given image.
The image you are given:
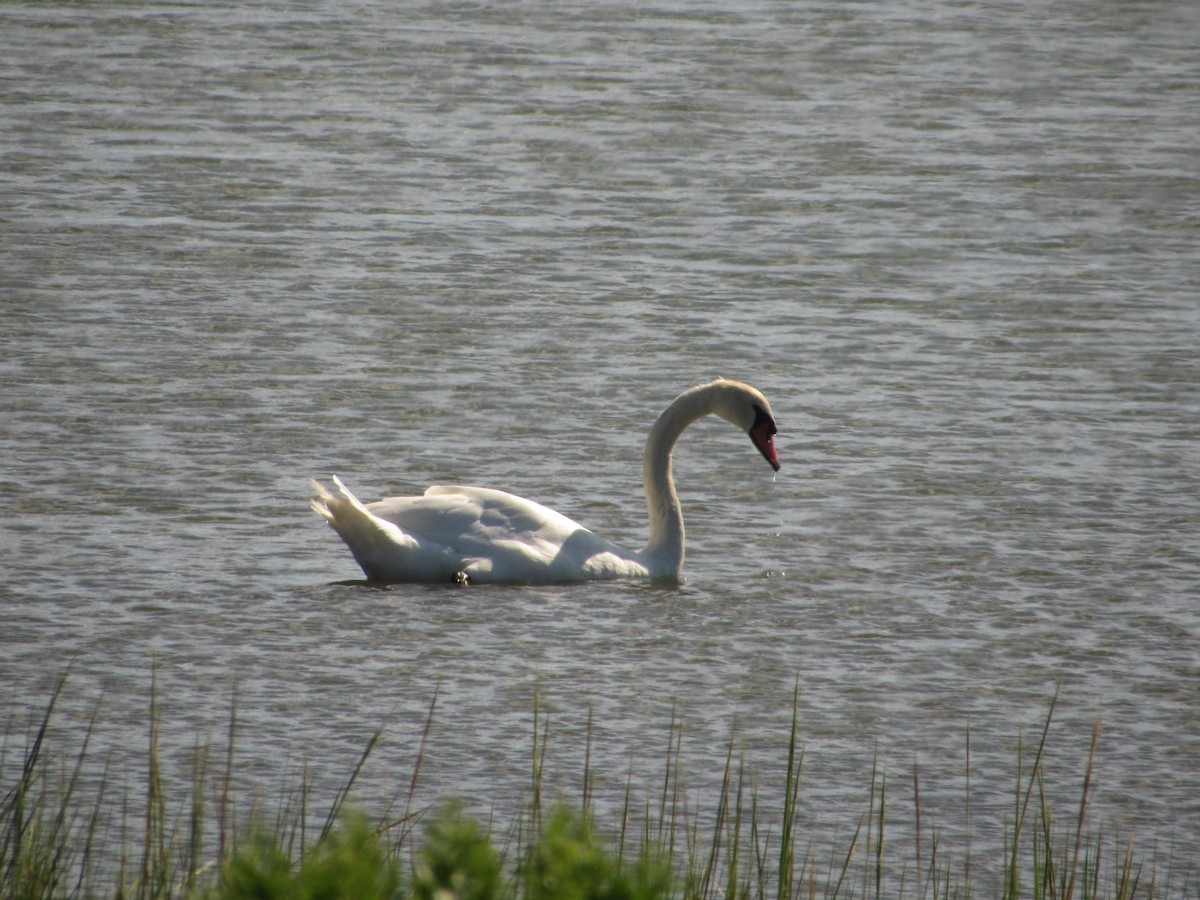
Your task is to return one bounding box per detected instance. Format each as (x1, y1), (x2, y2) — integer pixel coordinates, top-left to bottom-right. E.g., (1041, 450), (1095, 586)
(3, 0), (1198, 891)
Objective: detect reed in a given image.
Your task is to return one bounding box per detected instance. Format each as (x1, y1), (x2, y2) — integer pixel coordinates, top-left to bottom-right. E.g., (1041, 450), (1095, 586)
(0, 674), (1189, 899)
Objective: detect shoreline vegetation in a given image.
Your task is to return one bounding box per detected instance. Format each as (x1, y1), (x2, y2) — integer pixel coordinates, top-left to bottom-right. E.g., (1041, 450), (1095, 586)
(2, 674), (1190, 899)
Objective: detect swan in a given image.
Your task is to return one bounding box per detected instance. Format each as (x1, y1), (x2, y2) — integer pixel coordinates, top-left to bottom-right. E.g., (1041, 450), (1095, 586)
(310, 378), (780, 584)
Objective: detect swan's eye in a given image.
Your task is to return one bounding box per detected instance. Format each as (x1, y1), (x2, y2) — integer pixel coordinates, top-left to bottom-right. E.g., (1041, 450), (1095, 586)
(751, 404), (776, 435)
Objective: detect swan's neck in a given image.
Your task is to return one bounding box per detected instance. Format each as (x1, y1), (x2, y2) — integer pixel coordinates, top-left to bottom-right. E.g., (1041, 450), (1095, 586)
(641, 387), (714, 576)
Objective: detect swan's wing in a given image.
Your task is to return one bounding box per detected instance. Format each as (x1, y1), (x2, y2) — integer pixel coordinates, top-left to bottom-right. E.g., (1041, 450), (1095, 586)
(364, 489), (490, 536)
(369, 485), (636, 581)
(362, 485), (579, 544)
(423, 485), (588, 537)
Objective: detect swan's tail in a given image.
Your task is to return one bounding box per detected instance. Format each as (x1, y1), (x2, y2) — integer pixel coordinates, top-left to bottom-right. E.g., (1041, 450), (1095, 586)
(310, 476), (416, 579)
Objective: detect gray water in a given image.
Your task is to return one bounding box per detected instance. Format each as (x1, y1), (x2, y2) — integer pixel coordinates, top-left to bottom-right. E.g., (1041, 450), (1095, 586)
(3, 0), (1198, 892)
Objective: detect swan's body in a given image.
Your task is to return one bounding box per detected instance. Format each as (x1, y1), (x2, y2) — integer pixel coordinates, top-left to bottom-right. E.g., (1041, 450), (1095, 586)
(311, 378), (779, 584)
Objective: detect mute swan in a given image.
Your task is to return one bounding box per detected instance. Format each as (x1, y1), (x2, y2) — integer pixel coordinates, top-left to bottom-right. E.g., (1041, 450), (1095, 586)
(311, 378), (780, 584)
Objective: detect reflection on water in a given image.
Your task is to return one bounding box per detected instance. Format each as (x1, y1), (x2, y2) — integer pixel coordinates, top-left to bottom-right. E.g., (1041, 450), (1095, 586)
(2, 0), (1198, 890)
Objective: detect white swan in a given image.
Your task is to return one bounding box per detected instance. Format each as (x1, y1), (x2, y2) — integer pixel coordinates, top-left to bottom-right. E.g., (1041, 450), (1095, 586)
(310, 378), (780, 584)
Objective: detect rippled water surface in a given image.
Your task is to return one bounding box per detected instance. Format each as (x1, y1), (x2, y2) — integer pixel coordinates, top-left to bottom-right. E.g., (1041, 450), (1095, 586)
(3, 0), (1198, 891)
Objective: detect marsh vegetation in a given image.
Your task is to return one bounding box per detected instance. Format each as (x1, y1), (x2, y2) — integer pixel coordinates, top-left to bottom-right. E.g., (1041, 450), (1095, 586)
(2, 675), (1187, 899)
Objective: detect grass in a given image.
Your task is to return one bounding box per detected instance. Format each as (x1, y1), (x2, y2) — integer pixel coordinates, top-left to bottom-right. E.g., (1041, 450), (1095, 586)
(1, 673), (1191, 899)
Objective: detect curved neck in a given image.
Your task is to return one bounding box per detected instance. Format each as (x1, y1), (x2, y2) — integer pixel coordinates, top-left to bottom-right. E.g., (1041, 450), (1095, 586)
(640, 386), (715, 576)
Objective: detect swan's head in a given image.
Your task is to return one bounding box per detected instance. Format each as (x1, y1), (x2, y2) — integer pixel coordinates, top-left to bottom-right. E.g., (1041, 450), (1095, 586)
(707, 379), (781, 472)
(749, 403), (781, 471)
